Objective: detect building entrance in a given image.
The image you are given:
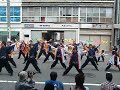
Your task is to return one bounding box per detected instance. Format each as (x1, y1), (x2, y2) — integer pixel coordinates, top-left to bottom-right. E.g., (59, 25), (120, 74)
(42, 31), (64, 41)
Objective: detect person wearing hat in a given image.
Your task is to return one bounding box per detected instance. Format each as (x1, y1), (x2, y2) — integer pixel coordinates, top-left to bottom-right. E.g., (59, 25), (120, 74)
(101, 72), (119, 90)
(15, 71), (33, 90)
(63, 48), (82, 76)
(50, 45), (66, 69)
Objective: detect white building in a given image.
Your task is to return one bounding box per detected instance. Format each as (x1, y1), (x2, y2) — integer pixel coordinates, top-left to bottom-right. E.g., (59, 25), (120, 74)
(0, 0), (22, 41)
(21, 0), (114, 51)
(0, 0), (114, 51)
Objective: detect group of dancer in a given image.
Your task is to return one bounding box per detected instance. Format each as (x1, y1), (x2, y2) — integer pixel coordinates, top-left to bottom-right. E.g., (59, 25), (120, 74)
(0, 39), (120, 76)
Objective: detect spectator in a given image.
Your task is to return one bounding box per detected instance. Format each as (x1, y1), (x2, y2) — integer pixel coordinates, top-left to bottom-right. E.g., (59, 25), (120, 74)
(70, 72), (89, 90)
(45, 71), (64, 90)
(15, 71), (33, 90)
(44, 83), (54, 90)
(101, 72), (119, 90)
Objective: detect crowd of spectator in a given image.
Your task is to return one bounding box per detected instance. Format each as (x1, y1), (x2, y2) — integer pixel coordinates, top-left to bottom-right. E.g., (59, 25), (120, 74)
(15, 71), (120, 90)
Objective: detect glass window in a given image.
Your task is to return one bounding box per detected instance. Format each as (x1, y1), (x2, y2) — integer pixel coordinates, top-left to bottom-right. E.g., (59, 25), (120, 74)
(10, 7), (20, 22)
(53, 7), (59, 16)
(60, 7), (72, 16)
(34, 7), (40, 16)
(87, 8), (93, 17)
(63, 7), (66, 16)
(100, 8), (106, 17)
(93, 17), (99, 22)
(87, 17), (92, 22)
(80, 8), (86, 17)
(0, 7), (6, 16)
(106, 8), (112, 18)
(73, 7), (78, 16)
(93, 8), (99, 17)
(22, 7), (28, 16)
(0, 17), (6, 22)
(41, 7), (46, 16)
(60, 7), (63, 16)
(80, 17), (86, 23)
(66, 7), (72, 16)
(47, 7), (52, 16)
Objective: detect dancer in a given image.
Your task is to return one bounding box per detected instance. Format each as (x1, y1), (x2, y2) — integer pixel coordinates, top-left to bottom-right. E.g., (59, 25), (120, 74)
(63, 48), (82, 76)
(18, 41), (26, 59)
(105, 51), (120, 71)
(98, 50), (105, 62)
(81, 44), (99, 71)
(37, 41), (47, 59)
(50, 45), (66, 69)
(6, 41), (17, 68)
(23, 44), (41, 73)
(43, 43), (55, 63)
(0, 41), (13, 76)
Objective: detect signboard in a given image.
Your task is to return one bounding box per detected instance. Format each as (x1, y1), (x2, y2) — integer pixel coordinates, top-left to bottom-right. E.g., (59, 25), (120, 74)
(23, 23), (79, 29)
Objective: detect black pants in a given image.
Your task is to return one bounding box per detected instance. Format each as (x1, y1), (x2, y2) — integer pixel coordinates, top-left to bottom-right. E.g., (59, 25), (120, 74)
(105, 64), (120, 71)
(63, 62), (82, 75)
(23, 58), (41, 72)
(38, 50), (46, 59)
(8, 58), (17, 67)
(98, 55), (104, 62)
(93, 56), (98, 65)
(81, 57), (99, 70)
(43, 52), (54, 63)
(51, 57), (66, 69)
(0, 59), (13, 74)
(18, 50), (25, 59)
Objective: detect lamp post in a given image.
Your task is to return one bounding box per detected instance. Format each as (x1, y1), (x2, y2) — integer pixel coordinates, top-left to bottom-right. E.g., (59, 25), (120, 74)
(7, 0), (11, 41)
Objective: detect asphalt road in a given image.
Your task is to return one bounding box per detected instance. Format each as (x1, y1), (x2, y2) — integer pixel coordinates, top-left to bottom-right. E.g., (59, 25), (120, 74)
(0, 53), (120, 90)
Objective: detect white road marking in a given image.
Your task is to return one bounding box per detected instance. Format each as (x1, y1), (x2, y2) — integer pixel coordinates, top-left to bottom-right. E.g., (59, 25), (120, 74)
(0, 80), (120, 87)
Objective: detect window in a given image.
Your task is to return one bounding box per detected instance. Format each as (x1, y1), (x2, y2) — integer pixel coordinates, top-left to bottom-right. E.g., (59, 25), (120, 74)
(60, 7), (72, 16)
(53, 7), (59, 16)
(87, 17), (92, 22)
(47, 7), (52, 16)
(100, 8), (106, 17)
(41, 7), (46, 16)
(34, 7), (40, 16)
(66, 7), (72, 16)
(93, 8), (99, 17)
(80, 8), (86, 17)
(106, 8), (112, 18)
(73, 7), (78, 16)
(22, 7), (28, 16)
(0, 7), (6, 22)
(87, 8), (93, 17)
(10, 7), (20, 22)
(80, 17), (86, 23)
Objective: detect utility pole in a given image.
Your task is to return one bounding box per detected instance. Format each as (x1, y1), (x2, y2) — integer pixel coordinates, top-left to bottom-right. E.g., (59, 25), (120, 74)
(7, 0), (11, 41)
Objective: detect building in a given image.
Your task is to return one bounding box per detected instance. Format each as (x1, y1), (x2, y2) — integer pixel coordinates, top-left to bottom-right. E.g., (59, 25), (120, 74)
(0, 0), (114, 51)
(114, 0), (120, 49)
(0, 0), (21, 41)
(21, 0), (114, 51)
